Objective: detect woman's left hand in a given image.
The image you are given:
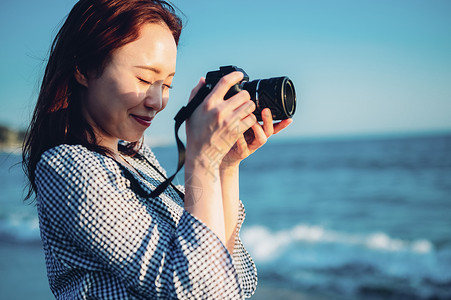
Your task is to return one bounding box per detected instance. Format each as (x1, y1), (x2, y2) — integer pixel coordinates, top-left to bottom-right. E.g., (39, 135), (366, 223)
(220, 108), (292, 168)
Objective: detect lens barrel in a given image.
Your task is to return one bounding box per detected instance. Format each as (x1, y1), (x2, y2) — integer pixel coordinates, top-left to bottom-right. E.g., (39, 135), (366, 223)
(243, 76), (296, 121)
(205, 66), (297, 121)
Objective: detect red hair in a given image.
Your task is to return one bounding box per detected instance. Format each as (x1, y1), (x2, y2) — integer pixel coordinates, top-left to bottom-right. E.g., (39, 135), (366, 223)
(23, 0), (183, 200)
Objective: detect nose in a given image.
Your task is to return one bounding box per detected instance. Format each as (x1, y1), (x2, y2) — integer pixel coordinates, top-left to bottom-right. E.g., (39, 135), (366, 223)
(143, 85), (163, 112)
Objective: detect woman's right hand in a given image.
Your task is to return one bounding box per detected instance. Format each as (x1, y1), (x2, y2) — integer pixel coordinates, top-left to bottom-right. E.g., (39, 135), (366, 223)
(185, 71), (257, 172)
(183, 71), (256, 244)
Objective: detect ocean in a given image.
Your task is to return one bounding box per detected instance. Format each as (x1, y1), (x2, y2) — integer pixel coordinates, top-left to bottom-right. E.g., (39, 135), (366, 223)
(1, 133), (450, 300)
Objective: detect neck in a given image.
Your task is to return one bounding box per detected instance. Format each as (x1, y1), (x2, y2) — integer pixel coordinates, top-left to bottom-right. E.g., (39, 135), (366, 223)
(98, 137), (120, 155)
(81, 104), (120, 155)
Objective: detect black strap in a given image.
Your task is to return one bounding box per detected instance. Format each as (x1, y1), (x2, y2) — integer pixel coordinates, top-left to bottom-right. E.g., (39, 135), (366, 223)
(118, 164), (152, 199)
(140, 155), (185, 200)
(149, 85), (211, 200)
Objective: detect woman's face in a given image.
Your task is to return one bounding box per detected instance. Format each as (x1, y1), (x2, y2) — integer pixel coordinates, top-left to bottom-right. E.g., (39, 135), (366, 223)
(79, 23), (177, 150)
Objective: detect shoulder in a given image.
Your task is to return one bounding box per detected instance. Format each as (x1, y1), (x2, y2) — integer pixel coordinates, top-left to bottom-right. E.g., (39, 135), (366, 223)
(35, 144), (133, 210)
(40, 144), (95, 162)
(38, 144), (104, 170)
(36, 144), (121, 183)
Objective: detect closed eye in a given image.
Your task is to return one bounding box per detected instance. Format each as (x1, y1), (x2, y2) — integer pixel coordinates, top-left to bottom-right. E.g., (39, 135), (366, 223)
(138, 77), (173, 91)
(137, 77), (151, 85)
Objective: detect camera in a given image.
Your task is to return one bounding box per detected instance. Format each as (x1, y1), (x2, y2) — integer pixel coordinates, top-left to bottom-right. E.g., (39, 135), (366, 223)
(205, 66), (296, 121)
(152, 66), (297, 198)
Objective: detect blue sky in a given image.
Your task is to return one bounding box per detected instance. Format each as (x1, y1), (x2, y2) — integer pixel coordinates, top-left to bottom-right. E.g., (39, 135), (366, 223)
(1, 0), (450, 143)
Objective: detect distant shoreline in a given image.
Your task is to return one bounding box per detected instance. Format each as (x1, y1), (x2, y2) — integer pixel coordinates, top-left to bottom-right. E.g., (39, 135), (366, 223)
(1, 130), (450, 154)
(0, 124), (25, 152)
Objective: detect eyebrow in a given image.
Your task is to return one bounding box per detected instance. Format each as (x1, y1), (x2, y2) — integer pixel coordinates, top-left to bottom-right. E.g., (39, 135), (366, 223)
(134, 65), (175, 77)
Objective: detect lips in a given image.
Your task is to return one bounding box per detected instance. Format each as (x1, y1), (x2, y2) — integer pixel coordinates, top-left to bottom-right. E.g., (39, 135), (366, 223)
(131, 114), (153, 127)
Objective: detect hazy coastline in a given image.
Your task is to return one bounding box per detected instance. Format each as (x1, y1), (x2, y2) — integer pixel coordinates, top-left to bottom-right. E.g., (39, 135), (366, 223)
(0, 125), (25, 153)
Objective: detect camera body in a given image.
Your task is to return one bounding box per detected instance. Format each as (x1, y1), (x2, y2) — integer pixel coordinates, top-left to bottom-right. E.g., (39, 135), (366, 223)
(204, 66), (296, 121)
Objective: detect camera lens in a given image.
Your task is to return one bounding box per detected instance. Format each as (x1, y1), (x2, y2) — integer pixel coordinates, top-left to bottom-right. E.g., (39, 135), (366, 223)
(243, 76), (296, 121)
(283, 78), (296, 117)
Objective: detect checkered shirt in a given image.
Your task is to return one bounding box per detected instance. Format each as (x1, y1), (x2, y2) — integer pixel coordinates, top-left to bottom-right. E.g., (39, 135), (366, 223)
(35, 143), (257, 299)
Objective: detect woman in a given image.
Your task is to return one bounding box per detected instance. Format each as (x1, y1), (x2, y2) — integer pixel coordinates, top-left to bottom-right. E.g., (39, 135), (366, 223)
(23, 0), (291, 299)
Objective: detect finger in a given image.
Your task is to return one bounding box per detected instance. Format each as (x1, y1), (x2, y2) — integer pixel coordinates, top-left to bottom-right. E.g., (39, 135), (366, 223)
(261, 108), (274, 137)
(235, 134), (248, 154)
(209, 71), (244, 101)
(223, 114), (256, 149)
(237, 113), (257, 136)
(189, 77), (206, 102)
(223, 89), (252, 111)
(214, 90), (254, 126)
(248, 123), (267, 150)
(273, 118), (293, 134)
(225, 92), (255, 120)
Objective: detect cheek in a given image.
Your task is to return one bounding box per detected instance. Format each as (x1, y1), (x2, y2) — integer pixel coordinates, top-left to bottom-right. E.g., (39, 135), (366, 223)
(85, 87), (141, 125)
(121, 90), (146, 108)
(102, 79), (145, 112)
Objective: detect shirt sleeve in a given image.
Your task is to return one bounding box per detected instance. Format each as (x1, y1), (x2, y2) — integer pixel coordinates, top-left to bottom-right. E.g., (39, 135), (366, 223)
(232, 200), (258, 298)
(35, 145), (247, 299)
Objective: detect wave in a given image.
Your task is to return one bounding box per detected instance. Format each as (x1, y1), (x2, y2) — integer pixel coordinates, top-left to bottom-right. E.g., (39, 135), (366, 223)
(242, 224), (434, 260)
(241, 224), (451, 299)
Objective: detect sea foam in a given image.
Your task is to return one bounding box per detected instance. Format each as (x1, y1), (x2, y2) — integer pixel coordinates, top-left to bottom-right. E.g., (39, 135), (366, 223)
(241, 224), (451, 299)
(242, 224), (433, 261)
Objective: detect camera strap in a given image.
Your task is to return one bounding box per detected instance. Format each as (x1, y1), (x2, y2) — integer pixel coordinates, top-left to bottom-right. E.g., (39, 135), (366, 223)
(149, 85), (211, 200)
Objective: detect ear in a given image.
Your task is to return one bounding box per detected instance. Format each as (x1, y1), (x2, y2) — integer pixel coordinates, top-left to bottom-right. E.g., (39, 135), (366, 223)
(74, 67), (89, 88)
